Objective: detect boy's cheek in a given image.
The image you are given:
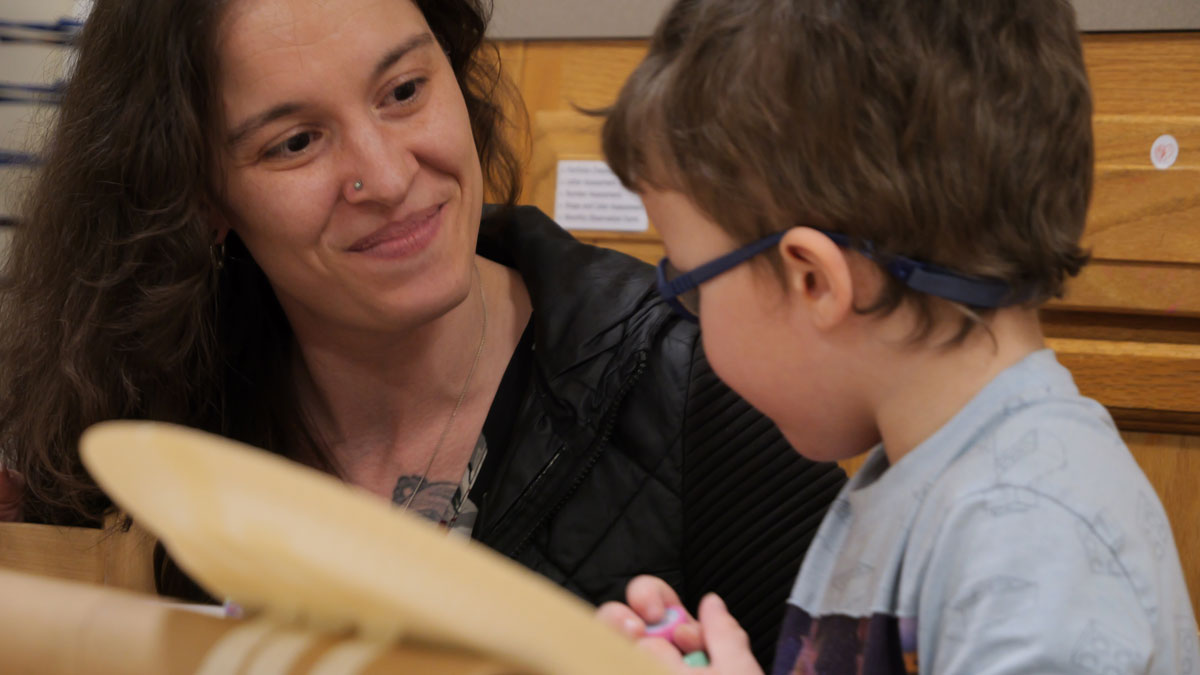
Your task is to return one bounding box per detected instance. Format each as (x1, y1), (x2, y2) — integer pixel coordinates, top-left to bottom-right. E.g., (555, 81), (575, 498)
(701, 328), (785, 423)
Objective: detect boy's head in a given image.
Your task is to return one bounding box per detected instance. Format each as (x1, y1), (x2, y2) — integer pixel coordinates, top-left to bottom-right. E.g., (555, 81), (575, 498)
(604, 0), (1094, 458)
(605, 0), (1093, 327)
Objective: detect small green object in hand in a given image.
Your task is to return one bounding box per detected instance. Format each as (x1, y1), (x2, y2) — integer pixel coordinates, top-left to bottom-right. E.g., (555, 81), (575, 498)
(682, 651), (710, 667)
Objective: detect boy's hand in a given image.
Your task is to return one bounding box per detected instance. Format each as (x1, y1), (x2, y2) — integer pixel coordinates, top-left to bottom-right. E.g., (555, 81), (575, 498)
(597, 575), (704, 653)
(597, 577), (763, 674)
(642, 594), (765, 675)
(0, 467), (25, 521)
(687, 593), (763, 674)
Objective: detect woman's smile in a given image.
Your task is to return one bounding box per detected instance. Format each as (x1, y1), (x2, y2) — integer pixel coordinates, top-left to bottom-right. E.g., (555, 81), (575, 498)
(347, 202), (444, 260)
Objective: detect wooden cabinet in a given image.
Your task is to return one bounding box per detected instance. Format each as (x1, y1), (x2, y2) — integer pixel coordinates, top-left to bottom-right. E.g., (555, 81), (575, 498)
(1064, 34), (1200, 316)
(492, 32), (1200, 618)
(493, 41), (660, 260)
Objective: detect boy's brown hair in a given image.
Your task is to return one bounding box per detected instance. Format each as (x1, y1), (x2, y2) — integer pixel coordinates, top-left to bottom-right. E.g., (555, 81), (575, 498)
(604, 0), (1094, 338)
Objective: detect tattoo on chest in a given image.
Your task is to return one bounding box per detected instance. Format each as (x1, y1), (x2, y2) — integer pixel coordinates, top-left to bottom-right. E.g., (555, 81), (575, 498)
(392, 476), (458, 522)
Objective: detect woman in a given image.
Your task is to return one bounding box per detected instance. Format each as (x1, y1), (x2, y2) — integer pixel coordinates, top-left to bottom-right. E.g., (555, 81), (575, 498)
(0, 0), (845, 664)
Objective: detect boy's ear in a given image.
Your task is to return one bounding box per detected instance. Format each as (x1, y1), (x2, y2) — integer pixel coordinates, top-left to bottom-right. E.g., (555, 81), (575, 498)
(777, 227), (854, 331)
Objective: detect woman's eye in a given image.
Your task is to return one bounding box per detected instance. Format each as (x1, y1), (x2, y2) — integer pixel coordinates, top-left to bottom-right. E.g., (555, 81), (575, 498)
(264, 131), (319, 159)
(385, 78), (426, 107)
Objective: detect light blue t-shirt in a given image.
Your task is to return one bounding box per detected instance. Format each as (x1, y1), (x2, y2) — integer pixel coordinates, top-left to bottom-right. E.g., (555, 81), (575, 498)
(774, 349), (1199, 674)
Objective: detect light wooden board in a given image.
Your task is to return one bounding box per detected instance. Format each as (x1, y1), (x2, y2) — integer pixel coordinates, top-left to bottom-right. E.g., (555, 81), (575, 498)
(1049, 261), (1200, 317)
(79, 421), (668, 675)
(0, 568), (523, 675)
(0, 522), (107, 585)
(0, 515), (155, 592)
(1084, 33), (1200, 118)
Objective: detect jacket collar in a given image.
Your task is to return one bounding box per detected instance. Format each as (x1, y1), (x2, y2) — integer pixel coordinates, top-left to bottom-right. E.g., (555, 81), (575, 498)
(477, 206), (663, 380)
(473, 207), (671, 548)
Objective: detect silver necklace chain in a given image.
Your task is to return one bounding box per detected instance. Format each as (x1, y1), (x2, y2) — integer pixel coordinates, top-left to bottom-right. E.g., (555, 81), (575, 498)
(402, 263), (488, 512)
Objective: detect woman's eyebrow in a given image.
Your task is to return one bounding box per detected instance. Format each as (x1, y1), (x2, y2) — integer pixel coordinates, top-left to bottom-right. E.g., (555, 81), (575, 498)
(227, 102), (305, 148)
(371, 32), (436, 81)
(225, 33), (437, 148)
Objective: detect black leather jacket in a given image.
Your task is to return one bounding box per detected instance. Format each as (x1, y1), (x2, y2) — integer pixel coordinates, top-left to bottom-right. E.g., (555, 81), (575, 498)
(474, 207), (846, 665)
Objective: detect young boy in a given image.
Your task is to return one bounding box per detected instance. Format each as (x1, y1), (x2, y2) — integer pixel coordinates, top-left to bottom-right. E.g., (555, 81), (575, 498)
(596, 0), (1200, 673)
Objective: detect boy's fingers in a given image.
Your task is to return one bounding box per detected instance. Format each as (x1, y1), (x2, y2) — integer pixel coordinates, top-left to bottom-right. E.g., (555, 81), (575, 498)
(635, 637), (690, 674)
(670, 621), (706, 654)
(698, 594), (763, 674)
(596, 601), (645, 638)
(626, 575), (685, 624)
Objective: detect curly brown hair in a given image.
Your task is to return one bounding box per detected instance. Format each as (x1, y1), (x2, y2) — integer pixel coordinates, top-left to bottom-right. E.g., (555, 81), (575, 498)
(605, 0), (1093, 340)
(0, 0), (523, 526)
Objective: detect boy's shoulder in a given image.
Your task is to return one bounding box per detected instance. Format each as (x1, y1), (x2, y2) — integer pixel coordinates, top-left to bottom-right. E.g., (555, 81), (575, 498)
(938, 408), (1134, 511)
(916, 375), (1151, 562)
(920, 350), (1133, 513)
(898, 371), (1197, 672)
(903, 351), (1178, 592)
(910, 378), (1183, 601)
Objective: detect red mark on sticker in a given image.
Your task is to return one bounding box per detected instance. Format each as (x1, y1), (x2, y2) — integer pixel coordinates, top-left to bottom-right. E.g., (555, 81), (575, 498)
(1150, 135), (1179, 170)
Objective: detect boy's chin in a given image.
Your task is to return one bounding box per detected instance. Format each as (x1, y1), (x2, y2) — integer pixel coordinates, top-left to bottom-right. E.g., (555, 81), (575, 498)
(782, 426), (880, 465)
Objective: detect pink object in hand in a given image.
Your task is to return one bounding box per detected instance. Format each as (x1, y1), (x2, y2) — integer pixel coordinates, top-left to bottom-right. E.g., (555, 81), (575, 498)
(644, 605), (689, 642)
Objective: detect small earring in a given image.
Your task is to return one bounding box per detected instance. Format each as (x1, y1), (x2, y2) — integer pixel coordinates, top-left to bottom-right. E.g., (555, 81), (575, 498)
(210, 241), (226, 272)
(353, 180), (364, 191)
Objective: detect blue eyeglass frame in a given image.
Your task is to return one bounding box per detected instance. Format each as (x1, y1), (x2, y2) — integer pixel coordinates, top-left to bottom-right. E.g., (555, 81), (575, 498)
(655, 229), (1019, 322)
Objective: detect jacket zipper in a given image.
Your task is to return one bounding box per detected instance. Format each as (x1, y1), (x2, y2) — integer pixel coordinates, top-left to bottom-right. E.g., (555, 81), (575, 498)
(508, 351), (648, 557)
(486, 444), (564, 536)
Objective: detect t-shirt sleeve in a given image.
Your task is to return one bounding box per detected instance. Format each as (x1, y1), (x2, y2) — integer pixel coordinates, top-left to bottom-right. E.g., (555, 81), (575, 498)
(916, 488), (1157, 674)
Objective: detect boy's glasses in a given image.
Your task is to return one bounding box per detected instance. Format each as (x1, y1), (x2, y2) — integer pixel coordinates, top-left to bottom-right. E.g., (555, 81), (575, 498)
(655, 229), (1019, 322)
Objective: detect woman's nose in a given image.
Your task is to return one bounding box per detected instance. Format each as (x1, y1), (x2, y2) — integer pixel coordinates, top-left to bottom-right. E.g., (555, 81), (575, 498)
(341, 123), (419, 205)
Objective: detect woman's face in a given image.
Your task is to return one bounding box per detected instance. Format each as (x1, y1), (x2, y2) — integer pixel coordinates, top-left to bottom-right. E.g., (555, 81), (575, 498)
(216, 0), (484, 336)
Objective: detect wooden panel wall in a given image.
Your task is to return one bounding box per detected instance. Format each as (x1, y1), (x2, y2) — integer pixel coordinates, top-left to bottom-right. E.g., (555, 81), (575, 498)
(493, 41), (658, 257)
(0, 515), (155, 592)
(1065, 34), (1200, 317)
(490, 33), (1200, 618)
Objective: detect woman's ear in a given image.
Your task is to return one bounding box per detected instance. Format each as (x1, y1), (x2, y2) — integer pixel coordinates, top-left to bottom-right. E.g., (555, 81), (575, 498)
(777, 227), (854, 331)
(210, 210), (231, 245)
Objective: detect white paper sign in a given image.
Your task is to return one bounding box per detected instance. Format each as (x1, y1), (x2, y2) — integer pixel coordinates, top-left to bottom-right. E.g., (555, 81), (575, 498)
(554, 160), (649, 232)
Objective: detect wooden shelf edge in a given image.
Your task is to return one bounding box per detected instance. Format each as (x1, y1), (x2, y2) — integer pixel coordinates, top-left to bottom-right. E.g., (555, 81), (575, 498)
(1106, 407), (1200, 435)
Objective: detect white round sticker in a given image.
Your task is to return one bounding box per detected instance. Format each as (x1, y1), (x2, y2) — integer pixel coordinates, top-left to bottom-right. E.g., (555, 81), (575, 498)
(1151, 134), (1179, 170)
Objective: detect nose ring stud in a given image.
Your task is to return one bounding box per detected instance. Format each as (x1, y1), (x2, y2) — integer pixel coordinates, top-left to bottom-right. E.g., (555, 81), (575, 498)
(353, 180), (364, 191)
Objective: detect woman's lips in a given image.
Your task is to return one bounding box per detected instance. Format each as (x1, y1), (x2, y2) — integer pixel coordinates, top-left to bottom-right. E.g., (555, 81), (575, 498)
(347, 204), (443, 259)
